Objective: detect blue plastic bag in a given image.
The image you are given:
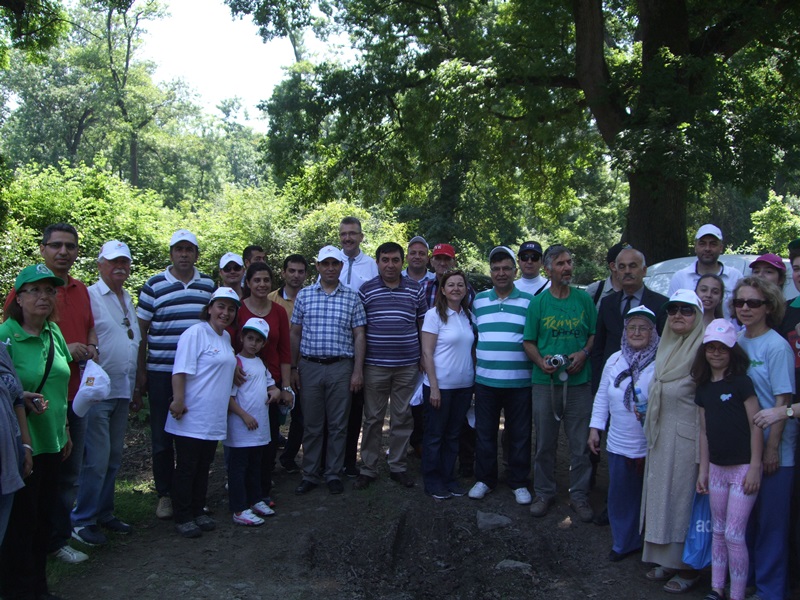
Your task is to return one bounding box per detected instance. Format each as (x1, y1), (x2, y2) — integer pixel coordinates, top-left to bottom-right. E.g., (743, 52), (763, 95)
(682, 492), (712, 569)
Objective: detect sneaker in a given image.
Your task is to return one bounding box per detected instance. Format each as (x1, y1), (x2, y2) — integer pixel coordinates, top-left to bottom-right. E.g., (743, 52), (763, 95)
(156, 496), (173, 520)
(233, 509), (264, 526)
(194, 514), (216, 531)
(175, 521), (202, 538)
(513, 487), (532, 505)
(468, 481), (492, 499)
(447, 483), (467, 497)
(263, 496), (276, 508)
(570, 499), (594, 523)
(72, 525), (107, 546)
(52, 544), (89, 564)
(251, 501), (275, 517)
(100, 517), (132, 535)
(428, 489), (453, 500)
(530, 496), (552, 517)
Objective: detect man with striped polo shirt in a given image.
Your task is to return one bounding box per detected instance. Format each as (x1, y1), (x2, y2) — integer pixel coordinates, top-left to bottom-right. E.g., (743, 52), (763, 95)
(468, 246), (534, 504)
(353, 242), (427, 490)
(136, 229), (215, 519)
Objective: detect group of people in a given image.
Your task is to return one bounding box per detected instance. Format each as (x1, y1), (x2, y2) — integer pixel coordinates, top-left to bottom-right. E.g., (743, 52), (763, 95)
(1, 217), (799, 600)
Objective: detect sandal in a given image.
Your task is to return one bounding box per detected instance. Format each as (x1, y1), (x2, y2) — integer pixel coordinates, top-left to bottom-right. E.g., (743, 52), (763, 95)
(703, 592), (725, 600)
(663, 573), (701, 594)
(646, 566), (677, 581)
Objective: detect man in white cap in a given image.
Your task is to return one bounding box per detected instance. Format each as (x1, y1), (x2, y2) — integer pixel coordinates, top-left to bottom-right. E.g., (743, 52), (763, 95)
(402, 236), (436, 284)
(72, 241), (141, 546)
(218, 252), (244, 298)
(290, 245), (366, 496)
(136, 229), (215, 519)
(669, 224), (742, 317)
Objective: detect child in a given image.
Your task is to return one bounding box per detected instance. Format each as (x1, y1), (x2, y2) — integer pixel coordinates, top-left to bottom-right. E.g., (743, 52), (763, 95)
(225, 318), (281, 526)
(692, 319), (762, 600)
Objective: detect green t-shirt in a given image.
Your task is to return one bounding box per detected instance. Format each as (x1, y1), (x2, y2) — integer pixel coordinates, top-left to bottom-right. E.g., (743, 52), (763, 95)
(523, 288), (597, 386)
(0, 319), (71, 455)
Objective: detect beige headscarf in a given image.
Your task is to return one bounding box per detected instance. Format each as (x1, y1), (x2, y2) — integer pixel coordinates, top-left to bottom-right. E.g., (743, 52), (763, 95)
(643, 301), (704, 448)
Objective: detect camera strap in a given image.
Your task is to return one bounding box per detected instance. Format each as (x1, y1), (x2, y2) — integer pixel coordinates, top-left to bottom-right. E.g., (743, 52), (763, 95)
(550, 376), (569, 422)
(34, 327), (55, 395)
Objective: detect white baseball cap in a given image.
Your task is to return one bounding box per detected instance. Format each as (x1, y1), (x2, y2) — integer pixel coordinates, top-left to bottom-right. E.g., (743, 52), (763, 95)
(695, 224), (723, 241)
(316, 245), (344, 263)
(209, 287), (241, 306)
(408, 236), (429, 249)
(170, 229), (199, 248)
(219, 252), (244, 269)
(98, 240), (131, 261)
(242, 317), (270, 340)
(664, 289), (704, 314)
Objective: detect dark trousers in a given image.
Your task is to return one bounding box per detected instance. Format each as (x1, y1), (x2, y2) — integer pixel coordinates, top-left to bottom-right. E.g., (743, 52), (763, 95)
(607, 451), (644, 554)
(260, 403), (281, 498)
(147, 370), (175, 497)
(1, 452), (61, 599)
(49, 402), (86, 551)
(227, 445), (263, 513)
(172, 436), (217, 525)
(421, 385), (472, 494)
(344, 388), (364, 469)
(473, 383), (532, 490)
(280, 390), (304, 464)
(410, 404), (424, 450)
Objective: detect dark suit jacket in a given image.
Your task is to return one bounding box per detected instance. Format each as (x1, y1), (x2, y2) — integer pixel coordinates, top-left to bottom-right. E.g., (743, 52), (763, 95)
(590, 286), (668, 394)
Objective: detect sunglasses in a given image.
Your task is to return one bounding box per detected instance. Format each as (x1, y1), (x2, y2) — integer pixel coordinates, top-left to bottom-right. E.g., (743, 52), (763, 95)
(519, 254), (541, 262)
(666, 305), (696, 316)
(732, 298), (769, 309)
(123, 317), (134, 340)
(222, 264), (243, 273)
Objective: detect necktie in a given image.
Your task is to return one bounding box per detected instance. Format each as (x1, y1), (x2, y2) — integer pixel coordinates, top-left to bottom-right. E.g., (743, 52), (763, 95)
(346, 256), (355, 285)
(622, 295), (633, 316)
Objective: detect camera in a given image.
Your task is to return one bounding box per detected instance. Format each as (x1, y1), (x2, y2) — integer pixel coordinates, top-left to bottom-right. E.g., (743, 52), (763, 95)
(546, 354), (570, 368)
(31, 397), (45, 412)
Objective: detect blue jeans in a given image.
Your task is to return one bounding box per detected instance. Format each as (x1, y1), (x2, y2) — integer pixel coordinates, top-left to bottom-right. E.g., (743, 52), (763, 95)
(473, 383), (532, 490)
(747, 465), (794, 600)
(147, 370), (175, 497)
(50, 402), (87, 551)
(607, 451), (644, 555)
(227, 445), (263, 513)
(421, 385), (472, 494)
(71, 398), (130, 527)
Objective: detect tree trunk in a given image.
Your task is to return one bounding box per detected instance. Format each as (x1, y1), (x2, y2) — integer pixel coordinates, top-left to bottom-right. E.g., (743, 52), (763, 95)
(626, 170), (688, 264)
(129, 131), (139, 187)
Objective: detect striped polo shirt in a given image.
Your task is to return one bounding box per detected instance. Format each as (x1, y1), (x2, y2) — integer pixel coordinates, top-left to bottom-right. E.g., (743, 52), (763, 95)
(473, 287), (534, 388)
(359, 275), (426, 367)
(136, 267), (216, 372)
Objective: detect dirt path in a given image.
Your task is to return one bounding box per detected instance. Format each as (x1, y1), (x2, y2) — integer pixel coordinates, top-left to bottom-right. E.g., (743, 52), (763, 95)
(56, 426), (711, 600)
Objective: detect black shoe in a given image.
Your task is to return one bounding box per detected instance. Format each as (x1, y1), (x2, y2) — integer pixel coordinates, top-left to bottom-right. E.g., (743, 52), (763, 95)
(353, 474), (375, 490)
(343, 464), (359, 478)
(280, 459), (301, 474)
(328, 479), (344, 494)
(593, 506), (610, 526)
(389, 471), (415, 488)
(295, 480), (318, 495)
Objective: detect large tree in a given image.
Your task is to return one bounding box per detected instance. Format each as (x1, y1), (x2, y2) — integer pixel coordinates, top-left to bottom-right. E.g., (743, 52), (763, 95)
(230, 0), (800, 262)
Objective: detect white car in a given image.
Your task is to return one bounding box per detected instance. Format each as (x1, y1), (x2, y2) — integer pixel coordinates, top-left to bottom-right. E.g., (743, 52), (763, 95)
(643, 254), (798, 300)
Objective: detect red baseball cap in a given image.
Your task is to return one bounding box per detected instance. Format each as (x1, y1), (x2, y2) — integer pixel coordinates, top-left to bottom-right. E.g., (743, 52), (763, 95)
(432, 243), (456, 259)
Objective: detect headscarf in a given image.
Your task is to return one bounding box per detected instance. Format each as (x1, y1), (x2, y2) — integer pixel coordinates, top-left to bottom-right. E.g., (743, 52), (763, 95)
(614, 314), (660, 411)
(643, 297), (705, 447)
(0, 344), (25, 495)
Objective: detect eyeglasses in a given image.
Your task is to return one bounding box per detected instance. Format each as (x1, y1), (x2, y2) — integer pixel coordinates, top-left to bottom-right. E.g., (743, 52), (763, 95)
(222, 265), (243, 273)
(732, 298), (769, 309)
(19, 286), (57, 298)
(519, 254), (541, 262)
(122, 317), (134, 340)
(625, 325), (653, 333)
(705, 344), (730, 354)
(666, 305), (695, 316)
(43, 241), (77, 251)
(490, 266), (515, 273)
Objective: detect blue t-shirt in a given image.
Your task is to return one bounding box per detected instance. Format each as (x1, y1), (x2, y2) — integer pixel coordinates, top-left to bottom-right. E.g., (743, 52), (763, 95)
(738, 328), (796, 467)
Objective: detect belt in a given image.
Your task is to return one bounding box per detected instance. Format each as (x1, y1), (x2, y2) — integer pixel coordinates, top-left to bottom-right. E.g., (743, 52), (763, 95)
(301, 355), (348, 365)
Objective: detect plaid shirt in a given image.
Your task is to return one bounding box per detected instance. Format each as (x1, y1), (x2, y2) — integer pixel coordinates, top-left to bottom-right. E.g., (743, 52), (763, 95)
(291, 282), (367, 358)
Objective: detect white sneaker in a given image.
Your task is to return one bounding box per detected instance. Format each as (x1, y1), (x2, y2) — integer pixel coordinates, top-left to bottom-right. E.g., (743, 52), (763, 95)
(53, 544), (89, 564)
(233, 509), (264, 527)
(251, 501), (275, 517)
(513, 487), (532, 505)
(156, 496), (173, 519)
(468, 481), (492, 499)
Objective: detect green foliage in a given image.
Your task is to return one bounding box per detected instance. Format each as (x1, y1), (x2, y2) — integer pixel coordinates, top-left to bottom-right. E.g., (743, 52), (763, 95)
(0, 0), (68, 69)
(739, 192), (800, 255)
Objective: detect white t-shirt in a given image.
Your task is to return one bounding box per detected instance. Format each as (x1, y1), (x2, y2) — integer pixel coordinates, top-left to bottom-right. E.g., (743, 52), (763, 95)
(225, 355), (275, 448)
(421, 307), (475, 389)
(514, 275), (550, 296)
(166, 322), (237, 441)
(589, 350), (653, 459)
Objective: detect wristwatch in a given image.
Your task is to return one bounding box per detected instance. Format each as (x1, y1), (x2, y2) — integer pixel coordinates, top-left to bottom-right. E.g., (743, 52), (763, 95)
(787, 405), (795, 418)
(282, 386), (293, 392)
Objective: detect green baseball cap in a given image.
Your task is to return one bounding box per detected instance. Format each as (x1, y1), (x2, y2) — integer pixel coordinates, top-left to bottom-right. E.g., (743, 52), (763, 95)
(14, 264), (66, 290)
